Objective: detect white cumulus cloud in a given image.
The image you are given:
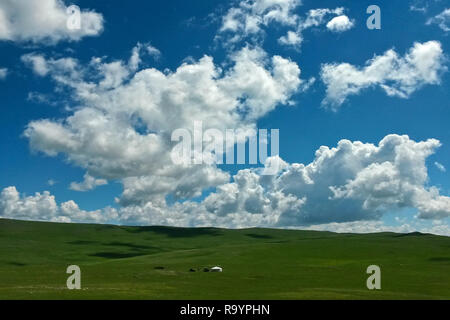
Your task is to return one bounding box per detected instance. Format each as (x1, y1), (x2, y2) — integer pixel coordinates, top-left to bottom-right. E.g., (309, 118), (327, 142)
(69, 173), (108, 192)
(22, 44), (303, 205)
(320, 41), (447, 108)
(326, 15), (354, 32)
(278, 7), (352, 49)
(218, 0), (301, 46)
(0, 186), (116, 223)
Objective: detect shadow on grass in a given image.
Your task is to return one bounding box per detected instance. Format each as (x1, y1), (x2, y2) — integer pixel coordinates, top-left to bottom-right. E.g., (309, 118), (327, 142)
(67, 240), (98, 245)
(89, 241), (164, 259)
(89, 252), (148, 259)
(124, 226), (223, 238)
(7, 262), (27, 266)
(103, 241), (156, 250)
(429, 257), (450, 262)
(245, 233), (274, 239)
(393, 232), (428, 238)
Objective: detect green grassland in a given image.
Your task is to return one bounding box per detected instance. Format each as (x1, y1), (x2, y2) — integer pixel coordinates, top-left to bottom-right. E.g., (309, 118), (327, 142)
(0, 218), (449, 299)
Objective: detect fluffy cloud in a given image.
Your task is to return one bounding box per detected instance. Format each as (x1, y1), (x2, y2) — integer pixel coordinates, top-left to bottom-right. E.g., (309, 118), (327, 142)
(0, 67), (7, 79)
(321, 41), (447, 108)
(278, 30), (301, 46)
(326, 15), (354, 32)
(21, 54), (50, 76)
(0, 0), (103, 44)
(128, 43), (161, 71)
(119, 166), (230, 206)
(0, 186), (58, 221)
(220, 0), (300, 32)
(22, 45), (302, 205)
(21, 53), (79, 78)
(194, 134), (450, 226)
(217, 2), (354, 50)
(426, 8), (450, 32)
(278, 8), (352, 48)
(218, 0), (301, 45)
(0, 186), (116, 223)
(324, 136), (448, 221)
(69, 173), (108, 192)
(146, 44), (161, 59)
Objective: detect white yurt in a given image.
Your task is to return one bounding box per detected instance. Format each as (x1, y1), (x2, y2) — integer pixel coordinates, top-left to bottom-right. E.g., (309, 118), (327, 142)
(211, 266), (223, 272)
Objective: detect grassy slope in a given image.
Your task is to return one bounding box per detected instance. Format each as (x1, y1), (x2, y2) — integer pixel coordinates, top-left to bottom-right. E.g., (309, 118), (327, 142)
(0, 218), (449, 299)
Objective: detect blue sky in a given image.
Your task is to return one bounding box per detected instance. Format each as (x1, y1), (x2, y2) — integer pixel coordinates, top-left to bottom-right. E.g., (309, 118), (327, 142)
(0, 0), (450, 234)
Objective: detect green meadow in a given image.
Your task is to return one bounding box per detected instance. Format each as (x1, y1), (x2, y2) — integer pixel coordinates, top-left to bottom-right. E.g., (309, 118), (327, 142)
(0, 218), (449, 300)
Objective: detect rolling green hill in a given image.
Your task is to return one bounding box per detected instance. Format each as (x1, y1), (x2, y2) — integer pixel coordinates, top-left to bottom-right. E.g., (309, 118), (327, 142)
(0, 218), (449, 299)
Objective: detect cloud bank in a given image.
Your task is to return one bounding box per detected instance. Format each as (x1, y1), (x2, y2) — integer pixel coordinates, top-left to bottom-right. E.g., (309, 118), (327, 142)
(3, 134), (450, 233)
